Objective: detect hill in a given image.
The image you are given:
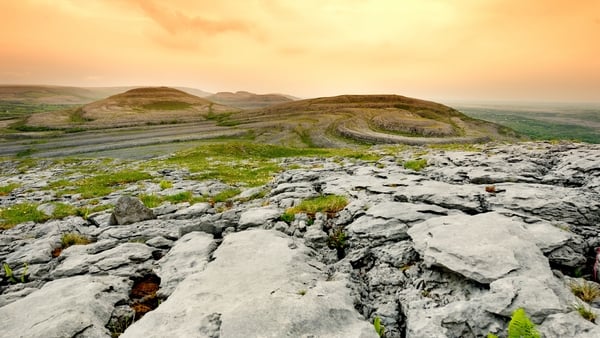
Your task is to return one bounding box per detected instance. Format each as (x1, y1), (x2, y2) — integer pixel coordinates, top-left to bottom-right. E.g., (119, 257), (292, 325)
(207, 91), (293, 110)
(222, 94), (520, 147)
(24, 87), (236, 129)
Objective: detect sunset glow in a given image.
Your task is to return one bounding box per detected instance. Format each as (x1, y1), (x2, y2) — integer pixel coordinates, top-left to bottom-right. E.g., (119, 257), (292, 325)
(1, 0), (599, 101)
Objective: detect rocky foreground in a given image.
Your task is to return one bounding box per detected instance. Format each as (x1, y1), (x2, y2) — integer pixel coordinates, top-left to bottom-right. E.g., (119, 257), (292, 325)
(1, 142), (600, 337)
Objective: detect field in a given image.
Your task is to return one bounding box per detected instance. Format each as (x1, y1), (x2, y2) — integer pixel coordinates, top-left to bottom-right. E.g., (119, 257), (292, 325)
(453, 102), (600, 143)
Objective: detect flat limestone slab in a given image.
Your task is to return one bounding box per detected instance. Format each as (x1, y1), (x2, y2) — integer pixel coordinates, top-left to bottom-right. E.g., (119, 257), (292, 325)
(123, 229), (376, 338)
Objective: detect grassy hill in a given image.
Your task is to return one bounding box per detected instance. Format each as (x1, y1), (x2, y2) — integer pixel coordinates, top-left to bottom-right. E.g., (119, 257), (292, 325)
(22, 87), (236, 129)
(221, 94), (520, 147)
(207, 91), (293, 110)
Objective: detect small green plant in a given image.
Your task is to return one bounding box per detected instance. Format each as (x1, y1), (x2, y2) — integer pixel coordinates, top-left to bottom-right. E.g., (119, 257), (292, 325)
(159, 180), (173, 190)
(373, 316), (385, 338)
(61, 233), (91, 248)
(570, 280), (600, 303)
(573, 302), (597, 323)
(487, 334), (499, 338)
(507, 308), (541, 338)
(403, 158), (428, 171)
(0, 183), (19, 196)
(2, 262), (28, 284)
(327, 227), (348, 259)
(297, 289), (307, 296)
(280, 211), (295, 224)
(3, 263), (16, 283)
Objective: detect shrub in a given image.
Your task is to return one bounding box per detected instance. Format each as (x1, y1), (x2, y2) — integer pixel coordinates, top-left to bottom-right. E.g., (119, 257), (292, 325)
(570, 280), (600, 303)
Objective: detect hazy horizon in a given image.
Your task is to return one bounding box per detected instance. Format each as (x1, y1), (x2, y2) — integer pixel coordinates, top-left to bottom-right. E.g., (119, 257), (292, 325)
(1, 1), (599, 102)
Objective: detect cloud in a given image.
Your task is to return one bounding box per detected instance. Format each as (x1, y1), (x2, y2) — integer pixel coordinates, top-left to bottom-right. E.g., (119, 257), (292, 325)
(135, 0), (253, 36)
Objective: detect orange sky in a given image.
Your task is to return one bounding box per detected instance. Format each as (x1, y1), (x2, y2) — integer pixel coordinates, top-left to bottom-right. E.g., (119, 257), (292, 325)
(1, 0), (599, 101)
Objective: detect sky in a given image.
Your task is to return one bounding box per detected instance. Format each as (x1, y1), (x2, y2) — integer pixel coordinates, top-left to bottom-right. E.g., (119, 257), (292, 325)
(1, 0), (599, 102)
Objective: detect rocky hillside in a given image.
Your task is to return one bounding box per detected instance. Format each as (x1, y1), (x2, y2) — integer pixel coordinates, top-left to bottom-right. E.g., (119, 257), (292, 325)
(207, 91), (293, 110)
(1, 141), (600, 337)
(24, 87), (236, 129)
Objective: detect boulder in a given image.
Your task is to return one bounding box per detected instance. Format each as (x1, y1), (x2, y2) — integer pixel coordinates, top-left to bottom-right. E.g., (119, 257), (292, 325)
(156, 231), (216, 297)
(109, 196), (156, 225)
(237, 207), (281, 230)
(122, 230), (376, 338)
(0, 275), (130, 338)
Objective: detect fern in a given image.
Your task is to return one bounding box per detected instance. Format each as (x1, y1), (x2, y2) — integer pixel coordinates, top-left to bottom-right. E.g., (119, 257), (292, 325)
(3, 263), (17, 283)
(507, 308), (541, 338)
(373, 316), (385, 337)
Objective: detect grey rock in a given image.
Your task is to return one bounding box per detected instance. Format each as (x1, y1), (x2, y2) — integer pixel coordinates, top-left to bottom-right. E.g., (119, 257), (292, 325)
(53, 242), (155, 278)
(145, 236), (174, 249)
(539, 312), (599, 338)
(0, 275), (130, 338)
(238, 206), (282, 229)
(109, 196), (156, 225)
(122, 230), (376, 338)
(156, 231), (216, 297)
(408, 212), (553, 284)
(167, 202), (211, 220)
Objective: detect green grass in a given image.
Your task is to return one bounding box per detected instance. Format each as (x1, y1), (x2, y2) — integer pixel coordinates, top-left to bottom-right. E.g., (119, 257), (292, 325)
(0, 203), (49, 229)
(0, 183), (19, 196)
(573, 302), (597, 322)
(61, 233), (91, 248)
(158, 142), (382, 187)
(210, 188), (241, 203)
(51, 202), (78, 219)
(141, 101), (192, 110)
(55, 170), (152, 199)
(164, 191), (194, 204)
(428, 143), (481, 152)
(140, 194), (163, 208)
(286, 195), (349, 216)
(159, 180), (173, 190)
(0, 101), (75, 120)
(403, 158), (428, 171)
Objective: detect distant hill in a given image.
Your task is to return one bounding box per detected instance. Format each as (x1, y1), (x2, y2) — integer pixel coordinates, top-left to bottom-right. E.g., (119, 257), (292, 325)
(0, 85), (138, 105)
(222, 94), (520, 147)
(24, 87), (236, 129)
(207, 91), (294, 110)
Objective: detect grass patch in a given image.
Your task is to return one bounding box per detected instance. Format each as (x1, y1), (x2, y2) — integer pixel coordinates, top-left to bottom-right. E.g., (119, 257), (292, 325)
(573, 302), (597, 322)
(56, 170), (152, 199)
(141, 101), (192, 110)
(0, 183), (19, 196)
(51, 202), (78, 219)
(210, 188), (241, 203)
(159, 141), (382, 187)
(16, 148), (37, 157)
(0, 203), (49, 229)
(570, 280), (600, 303)
(140, 194), (163, 208)
(164, 191), (194, 204)
(280, 211), (295, 223)
(61, 232), (91, 248)
(403, 158), (428, 171)
(428, 143), (481, 152)
(159, 180), (173, 190)
(286, 195), (348, 217)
